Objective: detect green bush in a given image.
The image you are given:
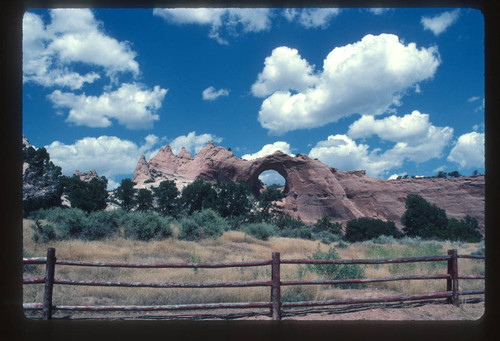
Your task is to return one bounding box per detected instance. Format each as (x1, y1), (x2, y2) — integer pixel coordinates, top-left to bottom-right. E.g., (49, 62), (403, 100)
(51, 208), (89, 239)
(122, 211), (173, 241)
(401, 194), (448, 238)
(279, 225), (313, 240)
(179, 217), (201, 241)
(28, 207), (173, 242)
(179, 209), (227, 241)
(274, 212), (306, 230)
(308, 245), (364, 289)
(84, 210), (121, 240)
(371, 235), (398, 244)
(243, 223), (276, 241)
(345, 217), (402, 242)
(314, 215), (343, 236)
(313, 230), (341, 244)
(31, 220), (57, 243)
(444, 218), (482, 243)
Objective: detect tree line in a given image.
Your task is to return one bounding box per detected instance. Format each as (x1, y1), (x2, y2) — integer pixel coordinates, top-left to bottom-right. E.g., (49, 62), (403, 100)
(23, 145), (482, 244)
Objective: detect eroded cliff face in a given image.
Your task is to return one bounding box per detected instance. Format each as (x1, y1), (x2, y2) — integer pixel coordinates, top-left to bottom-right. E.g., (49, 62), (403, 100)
(133, 142), (485, 231)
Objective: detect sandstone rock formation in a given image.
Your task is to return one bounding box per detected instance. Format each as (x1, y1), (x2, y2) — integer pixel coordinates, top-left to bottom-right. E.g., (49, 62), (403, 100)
(22, 136), (63, 214)
(74, 169), (100, 182)
(133, 142), (485, 231)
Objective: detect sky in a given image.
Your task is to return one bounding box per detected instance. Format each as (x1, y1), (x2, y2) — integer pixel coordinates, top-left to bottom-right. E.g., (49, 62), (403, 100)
(22, 8), (485, 189)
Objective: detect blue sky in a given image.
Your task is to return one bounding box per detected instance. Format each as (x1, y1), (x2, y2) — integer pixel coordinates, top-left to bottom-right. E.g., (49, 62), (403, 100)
(22, 8), (485, 189)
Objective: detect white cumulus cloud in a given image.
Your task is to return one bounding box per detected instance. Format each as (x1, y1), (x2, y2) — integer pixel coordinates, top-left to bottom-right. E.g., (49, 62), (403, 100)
(253, 34), (440, 134)
(202, 86), (230, 100)
(47, 83), (167, 129)
(348, 111), (436, 144)
(309, 111), (453, 177)
(23, 9), (139, 89)
(251, 46), (318, 98)
(447, 132), (485, 168)
(309, 134), (396, 177)
(45, 135), (161, 184)
(283, 8), (340, 28)
(421, 9), (460, 36)
(153, 8), (272, 44)
(169, 131), (223, 155)
(241, 141), (293, 160)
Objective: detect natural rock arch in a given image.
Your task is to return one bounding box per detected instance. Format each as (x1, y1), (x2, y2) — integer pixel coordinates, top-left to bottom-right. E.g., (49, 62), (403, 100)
(248, 160), (290, 197)
(133, 142), (485, 230)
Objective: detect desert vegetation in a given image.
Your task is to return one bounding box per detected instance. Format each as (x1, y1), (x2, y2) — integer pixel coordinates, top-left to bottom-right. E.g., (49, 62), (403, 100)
(22, 217), (484, 319)
(23, 184), (485, 319)
(22, 146), (484, 319)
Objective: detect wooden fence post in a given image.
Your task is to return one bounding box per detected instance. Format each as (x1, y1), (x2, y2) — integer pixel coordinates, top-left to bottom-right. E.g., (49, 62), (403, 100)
(447, 249), (459, 307)
(271, 252), (281, 320)
(43, 248), (56, 320)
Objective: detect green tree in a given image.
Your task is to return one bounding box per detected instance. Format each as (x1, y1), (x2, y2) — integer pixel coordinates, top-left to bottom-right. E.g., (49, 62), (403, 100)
(464, 215), (479, 230)
(344, 217), (402, 242)
(436, 171), (447, 178)
(179, 179), (217, 214)
(115, 178), (137, 211)
(23, 146), (63, 216)
(446, 218), (482, 243)
(212, 181), (252, 218)
(314, 215), (343, 235)
(62, 175), (108, 213)
(401, 194), (448, 239)
(153, 180), (180, 216)
(448, 170), (461, 178)
(258, 184), (285, 222)
(136, 188), (154, 211)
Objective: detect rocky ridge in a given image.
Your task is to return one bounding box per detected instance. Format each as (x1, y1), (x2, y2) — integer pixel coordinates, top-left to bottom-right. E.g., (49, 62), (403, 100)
(133, 142), (485, 231)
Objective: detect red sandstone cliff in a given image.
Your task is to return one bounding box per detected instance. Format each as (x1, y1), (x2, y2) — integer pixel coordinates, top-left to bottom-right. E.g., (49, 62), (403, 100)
(133, 142), (484, 232)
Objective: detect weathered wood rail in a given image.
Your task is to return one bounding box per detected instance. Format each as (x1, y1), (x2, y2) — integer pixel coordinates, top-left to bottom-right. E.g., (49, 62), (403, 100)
(23, 248), (484, 320)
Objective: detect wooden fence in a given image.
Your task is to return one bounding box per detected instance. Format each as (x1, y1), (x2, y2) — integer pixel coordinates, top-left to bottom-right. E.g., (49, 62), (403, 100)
(23, 248), (485, 320)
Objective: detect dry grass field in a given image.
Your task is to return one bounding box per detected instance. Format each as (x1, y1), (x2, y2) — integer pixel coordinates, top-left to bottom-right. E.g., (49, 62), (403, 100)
(22, 219), (485, 320)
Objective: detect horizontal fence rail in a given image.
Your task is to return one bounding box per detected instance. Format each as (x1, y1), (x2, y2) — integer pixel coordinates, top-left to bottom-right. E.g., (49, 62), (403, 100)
(282, 255), (451, 265)
(23, 248), (485, 320)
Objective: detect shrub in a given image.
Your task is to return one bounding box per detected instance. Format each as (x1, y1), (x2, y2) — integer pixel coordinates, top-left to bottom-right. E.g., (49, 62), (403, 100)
(179, 217), (201, 241)
(308, 245), (364, 289)
(314, 215), (343, 236)
(371, 235), (398, 244)
(51, 208), (90, 239)
(444, 218), (483, 243)
(401, 194), (448, 238)
(345, 217), (402, 242)
(243, 223), (276, 241)
(123, 211), (173, 241)
(279, 225), (313, 240)
(313, 230), (341, 244)
(179, 209), (227, 241)
(274, 212), (306, 230)
(31, 220), (57, 243)
(84, 210), (121, 240)
(29, 207), (173, 242)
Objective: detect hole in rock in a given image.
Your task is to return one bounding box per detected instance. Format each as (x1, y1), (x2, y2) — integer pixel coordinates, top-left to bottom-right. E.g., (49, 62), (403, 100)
(258, 170), (286, 190)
